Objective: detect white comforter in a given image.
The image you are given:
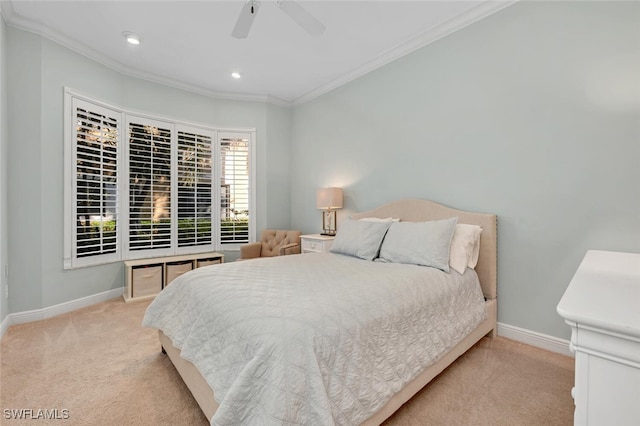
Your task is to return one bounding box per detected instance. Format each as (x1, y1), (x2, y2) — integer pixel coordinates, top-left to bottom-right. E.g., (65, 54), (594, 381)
(142, 252), (487, 425)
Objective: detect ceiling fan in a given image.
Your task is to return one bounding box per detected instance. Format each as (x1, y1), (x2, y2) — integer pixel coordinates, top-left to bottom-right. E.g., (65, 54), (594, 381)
(232, 0), (326, 39)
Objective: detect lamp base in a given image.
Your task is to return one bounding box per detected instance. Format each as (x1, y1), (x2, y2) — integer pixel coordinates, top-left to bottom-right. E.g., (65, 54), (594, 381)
(321, 210), (337, 237)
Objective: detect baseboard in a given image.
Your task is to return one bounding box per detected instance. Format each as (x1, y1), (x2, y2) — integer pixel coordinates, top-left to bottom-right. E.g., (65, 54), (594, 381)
(498, 322), (573, 357)
(0, 314), (10, 339)
(0, 287), (123, 339)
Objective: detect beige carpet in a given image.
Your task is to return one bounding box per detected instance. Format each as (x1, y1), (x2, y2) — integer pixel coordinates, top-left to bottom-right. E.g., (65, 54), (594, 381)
(0, 297), (574, 425)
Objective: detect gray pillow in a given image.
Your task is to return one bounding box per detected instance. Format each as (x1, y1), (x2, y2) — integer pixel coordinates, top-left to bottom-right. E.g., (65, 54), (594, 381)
(329, 218), (391, 261)
(378, 217), (458, 271)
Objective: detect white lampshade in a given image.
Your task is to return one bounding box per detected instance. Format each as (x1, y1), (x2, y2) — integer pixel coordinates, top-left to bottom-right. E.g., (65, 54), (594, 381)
(316, 187), (343, 210)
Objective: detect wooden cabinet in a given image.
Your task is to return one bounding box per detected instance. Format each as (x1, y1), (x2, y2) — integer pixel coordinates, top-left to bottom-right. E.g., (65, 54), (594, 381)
(300, 234), (335, 253)
(123, 252), (224, 302)
(557, 250), (640, 426)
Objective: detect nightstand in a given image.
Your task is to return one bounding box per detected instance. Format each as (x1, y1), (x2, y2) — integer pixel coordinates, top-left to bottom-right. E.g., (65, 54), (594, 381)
(300, 234), (335, 253)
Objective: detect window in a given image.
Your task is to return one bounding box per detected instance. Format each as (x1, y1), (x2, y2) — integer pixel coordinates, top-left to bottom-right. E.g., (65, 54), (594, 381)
(64, 90), (255, 269)
(220, 133), (250, 246)
(126, 118), (173, 255)
(177, 128), (213, 249)
(66, 98), (121, 268)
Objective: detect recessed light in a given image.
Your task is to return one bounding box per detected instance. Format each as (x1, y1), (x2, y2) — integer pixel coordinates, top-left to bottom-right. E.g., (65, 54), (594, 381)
(122, 31), (142, 45)
(231, 72), (242, 79)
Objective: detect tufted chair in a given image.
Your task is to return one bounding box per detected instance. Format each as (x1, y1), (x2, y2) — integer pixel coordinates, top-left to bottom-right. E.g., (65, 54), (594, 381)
(239, 229), (302, 260)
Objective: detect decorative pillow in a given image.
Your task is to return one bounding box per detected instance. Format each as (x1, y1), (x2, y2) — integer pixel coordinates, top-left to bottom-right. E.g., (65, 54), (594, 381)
(378, 217), (458, 271)
(449, 224), (483, 274)
(329, 218), (392, 261)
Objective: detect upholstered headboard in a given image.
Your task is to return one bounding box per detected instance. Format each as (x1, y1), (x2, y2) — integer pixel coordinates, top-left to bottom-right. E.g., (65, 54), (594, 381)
(351, 199), (497, 300)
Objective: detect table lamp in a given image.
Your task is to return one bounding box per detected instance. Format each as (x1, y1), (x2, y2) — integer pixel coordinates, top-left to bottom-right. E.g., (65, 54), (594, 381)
(316, 187), (343, 236)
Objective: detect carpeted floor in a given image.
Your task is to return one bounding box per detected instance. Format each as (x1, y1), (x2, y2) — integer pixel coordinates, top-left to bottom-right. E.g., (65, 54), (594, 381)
(0, 297), (574, 425)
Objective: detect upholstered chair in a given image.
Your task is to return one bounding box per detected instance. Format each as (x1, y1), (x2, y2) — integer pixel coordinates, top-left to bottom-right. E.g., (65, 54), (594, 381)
(239, 229), (302, 260)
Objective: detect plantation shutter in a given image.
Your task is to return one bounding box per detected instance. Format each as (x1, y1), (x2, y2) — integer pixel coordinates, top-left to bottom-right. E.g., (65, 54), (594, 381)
(66, 91), (257, 268)
(72, 99), (120, 265)
(177, 128), (213, 249)
(219, 132), (251, 246)
(127, 118), (173, 254)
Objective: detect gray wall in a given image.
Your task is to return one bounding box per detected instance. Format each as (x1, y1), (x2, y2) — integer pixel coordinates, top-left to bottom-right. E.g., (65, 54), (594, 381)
(290, 1), (640, 340)
(265, 103), (293, 229)
(7, 28), (43, 313)
(6, 28), (291, 312)
(0, 14), (7, 322)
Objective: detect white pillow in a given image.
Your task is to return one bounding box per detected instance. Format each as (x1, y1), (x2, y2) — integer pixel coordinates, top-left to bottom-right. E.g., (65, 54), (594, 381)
(378, 217), (458, 272)
(358, 217), (400, 222)
(449, 224), (483, 274)
(329, 218), (392, 261)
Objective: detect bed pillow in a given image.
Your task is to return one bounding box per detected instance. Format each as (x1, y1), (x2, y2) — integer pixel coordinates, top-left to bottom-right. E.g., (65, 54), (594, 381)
(378, 217), (458, 271)
(449, 224), (483, 274)
(358, 217), (399, 222)
(329, 218), (392, 261)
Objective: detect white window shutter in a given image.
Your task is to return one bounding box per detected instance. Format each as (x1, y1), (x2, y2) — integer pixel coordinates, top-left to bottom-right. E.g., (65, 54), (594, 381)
(176, 127), (214, 252)
(126, 117), (173, 257)
(69, 98), (121, 267)
(218, 132), (252, 248)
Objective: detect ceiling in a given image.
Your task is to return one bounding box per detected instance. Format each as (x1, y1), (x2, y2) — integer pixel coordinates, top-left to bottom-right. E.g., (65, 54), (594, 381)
(2, 1), (514, 105)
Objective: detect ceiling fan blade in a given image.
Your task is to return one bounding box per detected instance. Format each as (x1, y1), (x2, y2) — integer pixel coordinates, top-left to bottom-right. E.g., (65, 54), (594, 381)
(278, 0), (325, 37)
(232, 1), (261, 39)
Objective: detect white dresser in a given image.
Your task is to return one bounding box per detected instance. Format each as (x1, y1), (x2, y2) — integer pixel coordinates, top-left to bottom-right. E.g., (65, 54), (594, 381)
(557, 250), (640, 426)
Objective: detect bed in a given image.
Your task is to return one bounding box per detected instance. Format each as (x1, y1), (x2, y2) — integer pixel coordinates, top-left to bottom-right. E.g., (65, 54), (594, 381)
(143, 198), (497, 425)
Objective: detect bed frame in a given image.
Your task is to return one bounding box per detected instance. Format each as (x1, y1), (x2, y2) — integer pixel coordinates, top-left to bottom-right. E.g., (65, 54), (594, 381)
(159, 198), (498, 424)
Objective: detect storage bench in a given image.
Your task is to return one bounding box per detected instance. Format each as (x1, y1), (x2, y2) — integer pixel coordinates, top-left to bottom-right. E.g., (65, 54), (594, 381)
(123, 252), (224, 302)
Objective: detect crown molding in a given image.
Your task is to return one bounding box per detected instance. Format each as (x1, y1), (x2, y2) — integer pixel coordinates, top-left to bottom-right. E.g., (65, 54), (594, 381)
(0, 0), (291, 107)
(2, 0), (516, 108)
(292, 0), (518, 105)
